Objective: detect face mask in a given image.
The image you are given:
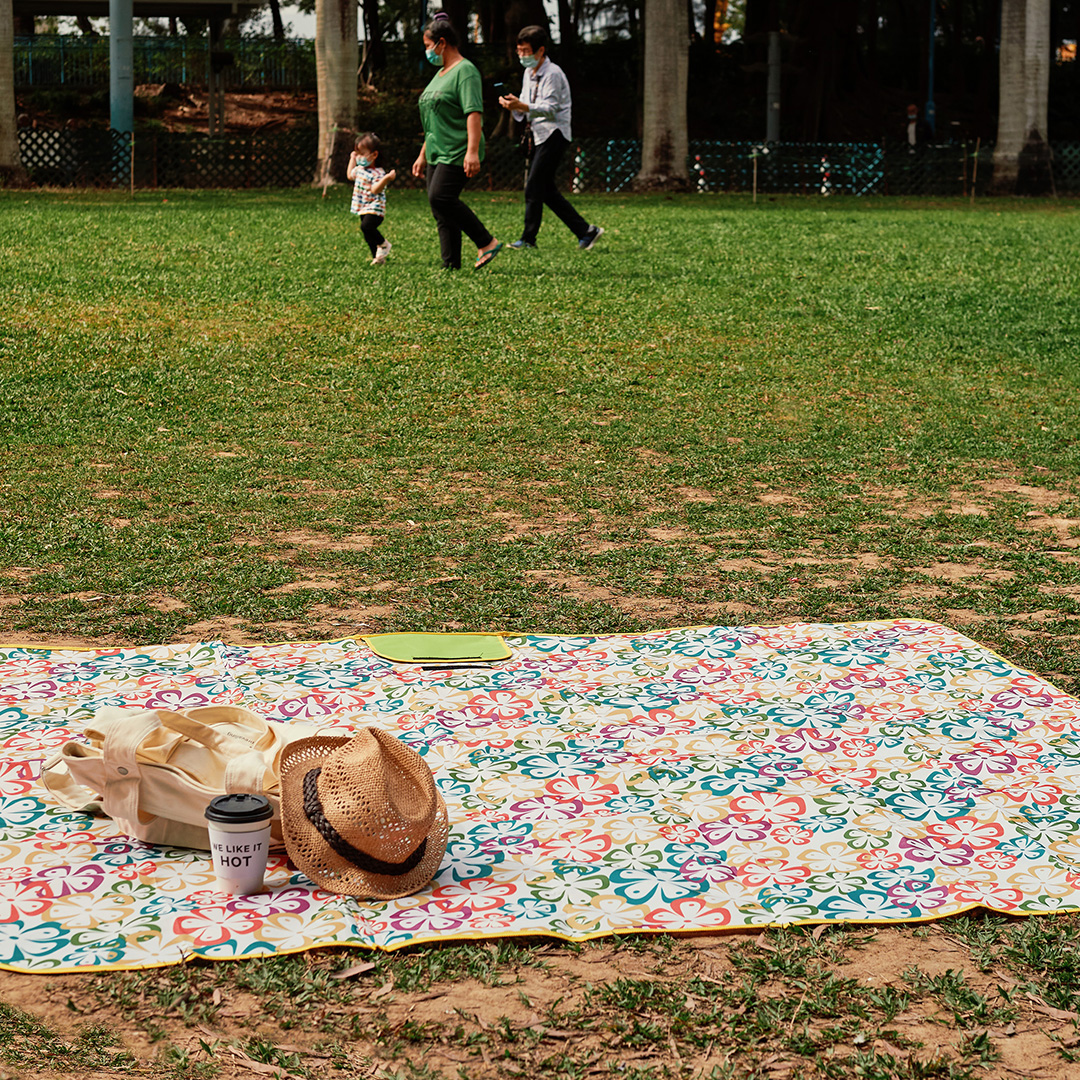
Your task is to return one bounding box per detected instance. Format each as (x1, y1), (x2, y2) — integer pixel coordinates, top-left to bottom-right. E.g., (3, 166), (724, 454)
(519, 54), (538, 68)
(426, 48), (443, 66)
(357, 156), (371, 167)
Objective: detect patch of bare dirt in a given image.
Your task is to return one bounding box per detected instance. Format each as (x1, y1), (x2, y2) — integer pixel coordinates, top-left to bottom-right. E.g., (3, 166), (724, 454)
(266, 576), (346, 595)
(833, 926), (1075, 1080)
(943, 608), (993, 624)
(645, 527), (694, 542)
(307, 603), (394, 624)
(675, 486), (717, 503)
(911, 562), (1017, 583)
(633, 448), (675, 464)
(1047, 552), (1080, 565)
(523, 570), (683, 619)
(939, 610), (1071, 627)
(0, 631), (116, 649)
(273, 530), (376, 552)
(131, 87), (318, 134)
(979, 481), (1072, 507)
(755, 488), (809, 510)
(146, 594), (188, 613)
(835, 480), (1079, 531)
(1019, 515), (1080, 544)
(1, 927), (1076, 1080)
(180, 618), (253, 643)
(1039, 584), (1080, 600)
(491, 514), (577, 543)
(712, 553), (889, 577)
(1004, 609), (1066, 623)
(714, 601), (758, 616)
(896, 583), (950, 600)
(0, 568), (51, 583)
(581, 540), (630, 553)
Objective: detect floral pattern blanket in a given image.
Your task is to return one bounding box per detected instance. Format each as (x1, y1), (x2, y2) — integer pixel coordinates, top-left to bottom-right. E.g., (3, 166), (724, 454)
(2, 620), (1079, 973)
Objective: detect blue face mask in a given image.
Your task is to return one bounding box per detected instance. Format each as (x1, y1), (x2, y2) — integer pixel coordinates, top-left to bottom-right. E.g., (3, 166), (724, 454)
(519, 53), (538, 68)
(426, 48), (443, 66)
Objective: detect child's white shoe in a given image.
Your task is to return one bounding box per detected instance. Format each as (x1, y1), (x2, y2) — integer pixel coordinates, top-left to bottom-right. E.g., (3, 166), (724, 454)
(373, 241), (392, 265)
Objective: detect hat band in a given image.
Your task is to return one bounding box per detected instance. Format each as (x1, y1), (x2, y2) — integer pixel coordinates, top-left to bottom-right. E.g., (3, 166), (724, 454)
(303, 768), (428, 878)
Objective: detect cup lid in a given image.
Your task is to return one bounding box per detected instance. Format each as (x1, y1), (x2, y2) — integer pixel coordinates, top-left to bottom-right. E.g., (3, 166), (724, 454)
(205, 793), (273, 824)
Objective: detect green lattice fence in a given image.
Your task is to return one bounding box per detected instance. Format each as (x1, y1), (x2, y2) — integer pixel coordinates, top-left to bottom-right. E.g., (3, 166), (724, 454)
(14, 129), (1080, 195)
(1053, 143), (1080, 192)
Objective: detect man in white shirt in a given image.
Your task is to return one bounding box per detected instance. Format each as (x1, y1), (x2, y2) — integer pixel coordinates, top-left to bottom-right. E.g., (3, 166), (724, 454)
(498, 26), (603, 251)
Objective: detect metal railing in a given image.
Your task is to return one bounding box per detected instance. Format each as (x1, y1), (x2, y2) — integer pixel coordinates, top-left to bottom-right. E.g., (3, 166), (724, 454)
(14, 35), (317, 91)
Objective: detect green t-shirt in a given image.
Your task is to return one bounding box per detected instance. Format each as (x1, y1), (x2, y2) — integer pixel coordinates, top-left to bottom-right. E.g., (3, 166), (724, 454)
(418, 59), (486, 167)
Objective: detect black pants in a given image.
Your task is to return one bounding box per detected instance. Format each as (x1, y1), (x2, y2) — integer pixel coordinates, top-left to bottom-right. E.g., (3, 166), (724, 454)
(522, 131), (589, 244)
(360, 214), (385, 257)
(425, 163), (494, 269)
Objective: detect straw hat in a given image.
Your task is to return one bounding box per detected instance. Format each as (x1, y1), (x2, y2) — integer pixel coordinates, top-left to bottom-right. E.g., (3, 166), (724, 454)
(279, 727), (448, 900)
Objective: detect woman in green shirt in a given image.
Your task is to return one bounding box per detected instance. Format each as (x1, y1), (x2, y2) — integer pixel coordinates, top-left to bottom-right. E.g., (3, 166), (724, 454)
(411, 15), (503, 270)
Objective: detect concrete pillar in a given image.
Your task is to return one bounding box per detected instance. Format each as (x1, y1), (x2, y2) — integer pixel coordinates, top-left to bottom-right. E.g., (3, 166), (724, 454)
(109, 0), (133, 133)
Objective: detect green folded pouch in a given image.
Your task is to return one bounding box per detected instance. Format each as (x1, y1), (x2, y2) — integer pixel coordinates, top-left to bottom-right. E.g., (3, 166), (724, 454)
(362, 633), (511, 664)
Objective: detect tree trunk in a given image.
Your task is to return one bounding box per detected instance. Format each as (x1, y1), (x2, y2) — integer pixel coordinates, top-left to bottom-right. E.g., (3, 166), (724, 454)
(1, 0), (28, 186)
(634, 0), (689, 189)
(269, 0), (285, 41)
(314, 0), (358, 187)
(991, 0), (1052, 194)
(439, 0), (470, 46)
(557, 0), (578, 70)
(360, 0), (385, 72)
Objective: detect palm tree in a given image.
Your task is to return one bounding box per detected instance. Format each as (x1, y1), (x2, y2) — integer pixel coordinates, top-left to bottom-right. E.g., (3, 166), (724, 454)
(634, 0), (689, 190)
(314, 0), (359, 186)
(991, 0), (1052, 194)
(1, 0), (28, 185)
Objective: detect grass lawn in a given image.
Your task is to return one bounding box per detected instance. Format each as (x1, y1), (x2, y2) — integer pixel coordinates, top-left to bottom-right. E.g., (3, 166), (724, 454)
(1, 188), (1080, 1079)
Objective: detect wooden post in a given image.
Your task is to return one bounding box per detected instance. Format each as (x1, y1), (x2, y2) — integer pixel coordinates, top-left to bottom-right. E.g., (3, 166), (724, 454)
(970, 137), (980, 206)
(129, 131), (135, 196)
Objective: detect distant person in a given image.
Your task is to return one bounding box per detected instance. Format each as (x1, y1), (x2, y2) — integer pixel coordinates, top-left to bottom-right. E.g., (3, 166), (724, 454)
(498, 26), (603, 252)
(906, 104), (933, 148)
(347, 132), (396, 265)
(411, 13), (502, 270)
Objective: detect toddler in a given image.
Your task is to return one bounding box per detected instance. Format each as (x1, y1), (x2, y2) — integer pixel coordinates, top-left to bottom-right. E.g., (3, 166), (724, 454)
(347, 132), (397, 265)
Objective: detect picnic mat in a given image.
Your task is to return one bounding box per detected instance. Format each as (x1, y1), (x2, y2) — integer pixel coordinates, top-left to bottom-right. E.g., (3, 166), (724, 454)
(3, 619), (1080, 974)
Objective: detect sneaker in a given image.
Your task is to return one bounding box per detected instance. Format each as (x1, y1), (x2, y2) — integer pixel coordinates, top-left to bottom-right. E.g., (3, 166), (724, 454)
(373, 240), (391, 265)
(510, 239), (536, 249)
(578, 225), (604, 251)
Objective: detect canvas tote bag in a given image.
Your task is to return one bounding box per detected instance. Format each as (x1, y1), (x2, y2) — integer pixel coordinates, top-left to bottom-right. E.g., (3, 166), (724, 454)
(41, 705), (319, 850)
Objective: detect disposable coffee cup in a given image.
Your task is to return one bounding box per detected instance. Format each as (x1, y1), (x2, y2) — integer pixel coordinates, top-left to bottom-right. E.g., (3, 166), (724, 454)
(204, 793), (273, 894)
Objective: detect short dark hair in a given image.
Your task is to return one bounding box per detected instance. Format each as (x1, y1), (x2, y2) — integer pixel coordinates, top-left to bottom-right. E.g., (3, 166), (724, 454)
(356, 131), (380, 153)
(425, 15), (459, 48)
(517, 25), (549, 52)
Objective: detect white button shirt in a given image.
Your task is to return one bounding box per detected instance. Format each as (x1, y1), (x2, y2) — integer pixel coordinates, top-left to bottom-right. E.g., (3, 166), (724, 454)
(512, 57), (573, 145)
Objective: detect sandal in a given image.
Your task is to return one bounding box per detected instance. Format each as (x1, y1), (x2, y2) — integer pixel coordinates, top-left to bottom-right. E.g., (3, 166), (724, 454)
(474, 241), (504, 270)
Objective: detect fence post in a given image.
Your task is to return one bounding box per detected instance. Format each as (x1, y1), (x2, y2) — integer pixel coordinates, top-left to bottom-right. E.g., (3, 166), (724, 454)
(970, 137), (980, 205)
